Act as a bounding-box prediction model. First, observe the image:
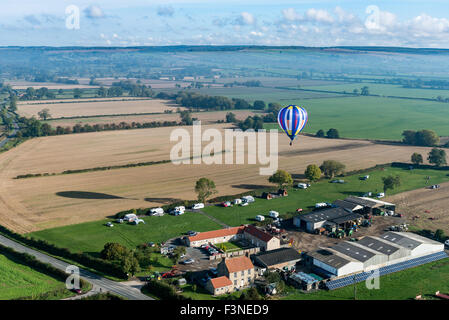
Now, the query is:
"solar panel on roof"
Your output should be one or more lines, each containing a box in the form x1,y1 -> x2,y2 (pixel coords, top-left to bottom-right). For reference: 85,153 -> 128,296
325,252 -> 448,290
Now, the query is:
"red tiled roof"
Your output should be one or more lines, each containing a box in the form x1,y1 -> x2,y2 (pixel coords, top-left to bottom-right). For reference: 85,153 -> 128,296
188,226 -> 244,242
244,224 -> 274,243
224,256 -> 254,273
210,276 -> 232,289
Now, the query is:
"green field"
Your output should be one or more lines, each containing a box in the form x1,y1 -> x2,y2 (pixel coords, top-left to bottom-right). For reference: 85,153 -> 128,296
202,166 -> 449,227
282,257 -> 449,300
265,96 -> 449,140
0,254 -> 67,300
302,83 -> 449,100
29,211 -> 222,254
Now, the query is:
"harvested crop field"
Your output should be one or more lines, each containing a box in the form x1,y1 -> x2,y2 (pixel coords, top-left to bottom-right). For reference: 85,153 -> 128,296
17,99 -> 181,118
44,110 -> 259,127
0,124 -> 435,233
388,182 -> 449,234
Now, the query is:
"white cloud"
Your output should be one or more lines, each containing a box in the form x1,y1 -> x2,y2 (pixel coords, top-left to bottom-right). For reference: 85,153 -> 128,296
237,12 -> 255,25
407,14 -> 449,36
306,8 -> 334,24
282,8 -> 300,21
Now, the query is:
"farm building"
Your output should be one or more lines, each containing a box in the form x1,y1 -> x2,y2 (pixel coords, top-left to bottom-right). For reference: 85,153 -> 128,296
186,224 -> 281,251
333,199 -> 364,212
344,196 -> 395,214
216,256 -> 256,291
205,276 -> 233,296
293,207 -> 363,233
306,231 -> 446,283
186,226 -> 244,247
252,247 -> 302,271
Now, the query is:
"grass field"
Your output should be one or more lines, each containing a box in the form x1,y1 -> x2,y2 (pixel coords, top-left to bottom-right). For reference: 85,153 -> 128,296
265,96 -> 449,140
201,166 -> 449,227
0,124 -> 437,233
282,257 -> 449,300
28,211 -> 222,254
27,165 -> 449,255
0,254 -> 67,300
302,83 -> 449,100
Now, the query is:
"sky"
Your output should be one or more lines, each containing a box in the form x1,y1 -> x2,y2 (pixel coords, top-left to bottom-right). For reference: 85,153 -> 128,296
2,0 -> 449,48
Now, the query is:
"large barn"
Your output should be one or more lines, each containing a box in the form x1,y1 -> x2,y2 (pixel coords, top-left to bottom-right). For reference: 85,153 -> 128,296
293,207 -> 363,233
305,231 -> 446,285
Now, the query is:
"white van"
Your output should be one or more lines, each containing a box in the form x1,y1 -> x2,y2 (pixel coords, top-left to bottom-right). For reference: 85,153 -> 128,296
269,211 -> 279,218
297,183 -> 308,189
175,206 -> 186,212
150,207 -> 164,215
377,193 -> 385,198
192,203 -> 204,210
255,215 -> 265,222
315,202 -> 328,208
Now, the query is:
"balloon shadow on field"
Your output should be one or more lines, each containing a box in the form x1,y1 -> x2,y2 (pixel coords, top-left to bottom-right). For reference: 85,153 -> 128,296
144,197 -> 183,204
56,191 -> 129,200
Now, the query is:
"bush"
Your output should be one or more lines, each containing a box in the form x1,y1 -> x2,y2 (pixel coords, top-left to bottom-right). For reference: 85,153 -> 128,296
143,280 -> 191,300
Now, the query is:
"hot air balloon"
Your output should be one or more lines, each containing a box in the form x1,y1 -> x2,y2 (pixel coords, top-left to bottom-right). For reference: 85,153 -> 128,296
277,105 -> 308,146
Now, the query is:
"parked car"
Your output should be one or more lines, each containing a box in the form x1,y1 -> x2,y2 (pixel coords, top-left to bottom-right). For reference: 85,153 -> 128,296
377,192 -> 385,198
233,199 -> 242,205
182,258 -> 195,265
330,179 -> 345,184
105,222 -> 114,227
315,202 -> 328,208
297,183 -> 308,189
222,201 -> 232,207
296,208 -> 303,212
192,203 -> 205,210
363,192 -> 372,197
187,230 -> 198,236
255,215 -> 265,222
361,175 -> 370,180
445,239 -> 449,247
72,288 -> 82,294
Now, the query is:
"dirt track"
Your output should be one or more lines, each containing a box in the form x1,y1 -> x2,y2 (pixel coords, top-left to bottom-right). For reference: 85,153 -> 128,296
387,182 -> 449,234
0,124 -> 435,233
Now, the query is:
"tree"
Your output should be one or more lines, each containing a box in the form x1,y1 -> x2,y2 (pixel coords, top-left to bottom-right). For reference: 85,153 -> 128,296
360,86 -> 370,96
382,175 -> 401,194
434,229 -> 445,241
194,178 -> 217,203
411,153 -> 423,166
268,170 -> 293,188
416,130 -> 440,147
316,129 -> 325,138
305,164 -> 321,182
37,108 -> 51,120
73,88 -> 83,99
101,242 -> 130,261
326,128 -> 340,139
320,160 -> 346,179
253,100 -> 266,110
427,148 -> 447,167
239,287 -> 261,300
179,110 -> 193,125
226,112 -> 237,123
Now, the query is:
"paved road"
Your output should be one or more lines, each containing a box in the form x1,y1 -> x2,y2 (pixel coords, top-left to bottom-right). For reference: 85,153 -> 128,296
0,235 -> 153,300
0,108 -> 19,148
